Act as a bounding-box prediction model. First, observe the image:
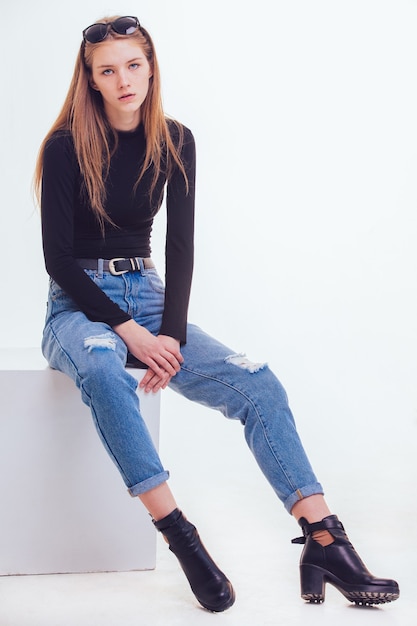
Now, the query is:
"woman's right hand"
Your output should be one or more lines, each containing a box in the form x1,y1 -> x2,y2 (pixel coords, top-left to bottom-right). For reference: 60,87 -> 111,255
113,319 -> 183,388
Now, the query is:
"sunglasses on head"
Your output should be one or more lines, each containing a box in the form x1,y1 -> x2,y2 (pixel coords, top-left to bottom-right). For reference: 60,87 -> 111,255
83,16 -> 141,44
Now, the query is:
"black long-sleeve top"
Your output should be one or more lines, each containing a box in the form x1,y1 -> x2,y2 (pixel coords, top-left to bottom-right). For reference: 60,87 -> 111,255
41,122 -> 195,344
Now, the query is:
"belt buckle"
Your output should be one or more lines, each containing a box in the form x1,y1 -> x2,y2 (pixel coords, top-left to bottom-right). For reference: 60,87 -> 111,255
108,258 -> 129,276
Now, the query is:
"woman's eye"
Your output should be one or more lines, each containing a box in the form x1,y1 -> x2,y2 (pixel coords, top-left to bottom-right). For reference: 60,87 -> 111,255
102,69 -> 113,76
129,63 -> 139,70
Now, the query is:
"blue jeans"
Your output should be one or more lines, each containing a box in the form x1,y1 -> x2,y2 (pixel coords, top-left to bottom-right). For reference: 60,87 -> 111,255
42,263 -> 324,514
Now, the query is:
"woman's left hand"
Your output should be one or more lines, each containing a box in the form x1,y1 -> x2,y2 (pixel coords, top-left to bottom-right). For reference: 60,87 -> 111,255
139,335 -> 183,393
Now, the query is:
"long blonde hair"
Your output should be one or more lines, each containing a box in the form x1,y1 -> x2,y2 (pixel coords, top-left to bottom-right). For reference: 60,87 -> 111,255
34,17 -> 188,229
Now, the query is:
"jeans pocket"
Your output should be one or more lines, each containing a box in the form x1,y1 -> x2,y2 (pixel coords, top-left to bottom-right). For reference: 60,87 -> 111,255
47,278 -> 79,317
145,269 -> 165,294
49,277 -> 66,301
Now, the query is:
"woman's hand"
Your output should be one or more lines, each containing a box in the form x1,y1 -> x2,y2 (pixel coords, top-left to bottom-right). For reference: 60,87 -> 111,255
113,320 -> 183,392
140,335 -> 183,392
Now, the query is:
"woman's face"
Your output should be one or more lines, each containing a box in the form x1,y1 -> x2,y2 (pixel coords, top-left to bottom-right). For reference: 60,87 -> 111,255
90,38 -> 152,130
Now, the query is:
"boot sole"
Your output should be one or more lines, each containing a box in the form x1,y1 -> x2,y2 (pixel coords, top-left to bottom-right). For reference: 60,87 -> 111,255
300,564 -> 400,605
302,590 -> 400,605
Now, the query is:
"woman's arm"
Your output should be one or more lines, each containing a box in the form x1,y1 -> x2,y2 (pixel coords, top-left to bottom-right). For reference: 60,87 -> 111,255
41,133 -> 132,327
159,125 -> 196,344
132,125 -> 196,391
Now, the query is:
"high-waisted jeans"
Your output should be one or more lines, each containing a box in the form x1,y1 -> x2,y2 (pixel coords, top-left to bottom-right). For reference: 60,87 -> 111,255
41,263 -> 324,514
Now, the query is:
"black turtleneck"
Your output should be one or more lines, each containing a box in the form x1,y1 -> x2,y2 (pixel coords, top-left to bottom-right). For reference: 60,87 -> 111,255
41,122 -> 195,343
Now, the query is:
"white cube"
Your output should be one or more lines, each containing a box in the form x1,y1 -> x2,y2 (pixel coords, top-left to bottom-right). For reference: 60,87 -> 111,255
0,349 -> 160,575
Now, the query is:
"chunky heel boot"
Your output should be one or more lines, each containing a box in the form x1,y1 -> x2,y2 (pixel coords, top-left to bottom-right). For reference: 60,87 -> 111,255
153,508 -> 235,612
292,515 -> 400,605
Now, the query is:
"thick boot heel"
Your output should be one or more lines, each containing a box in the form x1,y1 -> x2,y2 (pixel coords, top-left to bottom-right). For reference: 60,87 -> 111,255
300,564 -> 326,603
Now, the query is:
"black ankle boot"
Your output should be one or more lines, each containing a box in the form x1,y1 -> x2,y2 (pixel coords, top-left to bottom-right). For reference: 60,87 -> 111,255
292,515 -> 400,605
153,508 -> 235,612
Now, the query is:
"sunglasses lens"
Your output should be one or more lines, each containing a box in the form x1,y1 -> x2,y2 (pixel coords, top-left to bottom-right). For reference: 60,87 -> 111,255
112,16 -> 139,35
83,17 -> 140,43
83,23 -> 109,43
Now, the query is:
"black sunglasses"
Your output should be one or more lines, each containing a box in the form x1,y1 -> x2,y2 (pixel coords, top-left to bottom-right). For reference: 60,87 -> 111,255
83,16 -> 141,44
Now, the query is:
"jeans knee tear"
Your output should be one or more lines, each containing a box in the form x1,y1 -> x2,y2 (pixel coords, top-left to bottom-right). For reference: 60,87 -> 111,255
84,332 -> 117,353
224,353 -> 267,373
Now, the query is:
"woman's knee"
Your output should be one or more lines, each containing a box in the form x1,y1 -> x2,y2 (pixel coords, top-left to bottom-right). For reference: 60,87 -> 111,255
226,360 -> 289,408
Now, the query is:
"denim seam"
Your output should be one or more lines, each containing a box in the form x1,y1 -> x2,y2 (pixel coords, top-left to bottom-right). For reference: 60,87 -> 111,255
85,393 -> 133,488
178,365 -> 299,496
284,482 -> 325,514
48,322 -> 81,382
48,321 -> 134,488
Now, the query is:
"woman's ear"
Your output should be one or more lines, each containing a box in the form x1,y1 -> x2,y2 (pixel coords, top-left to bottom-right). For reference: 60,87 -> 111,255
90,80 -> 100,91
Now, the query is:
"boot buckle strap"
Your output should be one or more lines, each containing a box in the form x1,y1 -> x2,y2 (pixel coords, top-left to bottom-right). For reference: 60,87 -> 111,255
291,535 -> 306,544
291,515 -> 344,545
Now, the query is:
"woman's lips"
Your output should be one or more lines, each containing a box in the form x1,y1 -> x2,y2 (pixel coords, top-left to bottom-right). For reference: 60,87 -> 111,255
119,93 -> 135,101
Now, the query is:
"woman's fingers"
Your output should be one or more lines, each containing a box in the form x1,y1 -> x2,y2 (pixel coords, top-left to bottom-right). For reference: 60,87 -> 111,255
140,367 -> 171,393
154,349 -> 181,374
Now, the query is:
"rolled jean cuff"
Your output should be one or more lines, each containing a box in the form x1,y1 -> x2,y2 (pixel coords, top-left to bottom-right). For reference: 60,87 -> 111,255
127,470 -> 170,497
283,482 -> 325,515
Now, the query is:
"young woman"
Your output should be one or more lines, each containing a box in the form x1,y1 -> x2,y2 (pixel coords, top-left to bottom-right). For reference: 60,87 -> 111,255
35,15 -> 399,613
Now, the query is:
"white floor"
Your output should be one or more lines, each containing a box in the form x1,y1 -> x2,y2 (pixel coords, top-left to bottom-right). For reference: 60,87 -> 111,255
1,388 -> 415,626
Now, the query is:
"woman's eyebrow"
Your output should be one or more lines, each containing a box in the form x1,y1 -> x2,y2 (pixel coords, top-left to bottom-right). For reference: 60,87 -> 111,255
96,56 -> 144,69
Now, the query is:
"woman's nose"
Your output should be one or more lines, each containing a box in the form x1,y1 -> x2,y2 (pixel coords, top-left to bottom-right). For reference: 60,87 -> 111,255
118,71 -> 130,88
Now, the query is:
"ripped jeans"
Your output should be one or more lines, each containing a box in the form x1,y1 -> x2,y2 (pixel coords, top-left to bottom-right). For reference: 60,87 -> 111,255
42,264 -> 323,514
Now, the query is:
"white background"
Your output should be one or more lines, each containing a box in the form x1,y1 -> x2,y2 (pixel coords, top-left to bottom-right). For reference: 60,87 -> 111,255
1,0 -> 417,493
